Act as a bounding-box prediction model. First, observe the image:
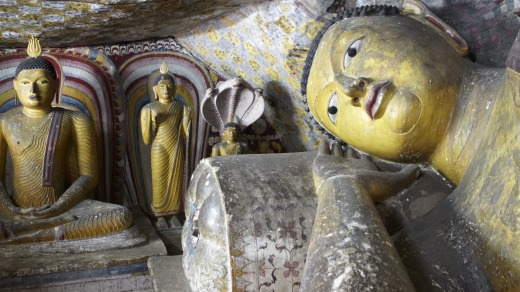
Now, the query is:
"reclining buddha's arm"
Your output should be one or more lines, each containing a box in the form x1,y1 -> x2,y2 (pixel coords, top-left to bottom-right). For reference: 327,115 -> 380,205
303,141 -> 420,291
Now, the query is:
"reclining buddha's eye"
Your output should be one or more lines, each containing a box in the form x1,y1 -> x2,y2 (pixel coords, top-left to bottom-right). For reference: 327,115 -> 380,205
344,38 -> 363,69
328,91 -> 338,124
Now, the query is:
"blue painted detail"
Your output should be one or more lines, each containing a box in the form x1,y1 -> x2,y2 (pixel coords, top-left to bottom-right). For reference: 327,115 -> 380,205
60,96 -> 91,117
0,99 -> 18,113
88,49 -> 99,61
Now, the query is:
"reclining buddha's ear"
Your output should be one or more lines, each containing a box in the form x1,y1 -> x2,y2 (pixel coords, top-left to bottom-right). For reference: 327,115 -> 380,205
401,0 -> 469,57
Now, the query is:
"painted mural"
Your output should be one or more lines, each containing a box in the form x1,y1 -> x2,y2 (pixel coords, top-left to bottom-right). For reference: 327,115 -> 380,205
103,39 -> 219,211
0,38 -> 286,212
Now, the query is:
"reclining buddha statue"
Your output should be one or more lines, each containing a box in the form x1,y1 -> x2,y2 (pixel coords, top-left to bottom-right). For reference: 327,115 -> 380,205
183,0 -> 518,291
300,0 -> 519,290
0,37 -> 133,245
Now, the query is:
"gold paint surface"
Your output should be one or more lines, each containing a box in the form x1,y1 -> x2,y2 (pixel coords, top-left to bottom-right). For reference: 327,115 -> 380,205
140,78 -> 190,216
274,15 -> 295,34
16,0 -> 39,6
307,16 -> 463,163
244,42 -> 259,56
0,67 -> 131,243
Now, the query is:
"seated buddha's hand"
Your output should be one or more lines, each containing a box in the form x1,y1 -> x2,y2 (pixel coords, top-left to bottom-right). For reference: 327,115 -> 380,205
17,207 -> 35,215
29,205 -> 58,219
35,204 -> 51,212
9,205 -> 52,220
15,204 -> 57,220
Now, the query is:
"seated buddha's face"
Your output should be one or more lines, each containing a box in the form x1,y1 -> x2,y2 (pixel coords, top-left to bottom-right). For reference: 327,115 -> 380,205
221,126 -> 238,142
14,69 -> 57,110
307,16 -> 464,162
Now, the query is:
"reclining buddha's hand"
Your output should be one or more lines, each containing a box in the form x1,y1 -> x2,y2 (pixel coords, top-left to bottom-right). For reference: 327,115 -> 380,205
313,141 -> 377,190
313,140 -> 421,202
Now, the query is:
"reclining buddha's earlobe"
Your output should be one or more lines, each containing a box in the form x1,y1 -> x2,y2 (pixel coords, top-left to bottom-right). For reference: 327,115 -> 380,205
401,0 -> 469,56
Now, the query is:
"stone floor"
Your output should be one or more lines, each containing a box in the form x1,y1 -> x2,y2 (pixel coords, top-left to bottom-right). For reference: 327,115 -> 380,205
20,254 -> 195,292
148,256 -> 189,292
0,272 -> 153,292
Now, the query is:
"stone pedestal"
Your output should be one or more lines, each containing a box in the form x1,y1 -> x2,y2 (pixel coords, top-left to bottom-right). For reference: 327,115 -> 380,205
148,255 -> 189,292
0,207 -> 166,290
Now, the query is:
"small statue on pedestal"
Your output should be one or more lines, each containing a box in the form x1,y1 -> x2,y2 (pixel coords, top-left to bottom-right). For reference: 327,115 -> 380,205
211,122 -> 245,157
201,77 -> 264,157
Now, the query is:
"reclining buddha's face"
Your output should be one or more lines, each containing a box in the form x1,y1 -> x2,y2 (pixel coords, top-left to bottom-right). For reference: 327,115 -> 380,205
307,16 -> 464,162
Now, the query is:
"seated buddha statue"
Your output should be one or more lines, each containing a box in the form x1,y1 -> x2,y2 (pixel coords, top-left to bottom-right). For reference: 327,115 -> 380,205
0,37 -> 132,245
211,123 -> 247,157
201,77 -> 265,157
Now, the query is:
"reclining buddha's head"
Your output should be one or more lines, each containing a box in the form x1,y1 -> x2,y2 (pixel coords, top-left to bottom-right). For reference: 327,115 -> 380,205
305,6 -> 467,162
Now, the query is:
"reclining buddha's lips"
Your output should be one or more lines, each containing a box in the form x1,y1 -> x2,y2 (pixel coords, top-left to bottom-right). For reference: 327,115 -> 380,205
365,80 -> 391,120
29,94 -> 38,101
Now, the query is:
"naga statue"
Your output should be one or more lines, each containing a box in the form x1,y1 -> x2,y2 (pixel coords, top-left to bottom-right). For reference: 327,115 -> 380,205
201,77 -> 265,157
182,1 -> 518,291
0,37 -> 132,245
140,63 -> 191,224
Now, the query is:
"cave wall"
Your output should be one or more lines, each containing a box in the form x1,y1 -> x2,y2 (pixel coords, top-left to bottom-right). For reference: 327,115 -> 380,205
175,0 -> 518,151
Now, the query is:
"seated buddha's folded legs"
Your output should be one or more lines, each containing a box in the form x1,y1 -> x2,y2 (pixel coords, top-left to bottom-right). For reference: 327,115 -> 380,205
59,206 -> 132,240
0,200 -> 132,244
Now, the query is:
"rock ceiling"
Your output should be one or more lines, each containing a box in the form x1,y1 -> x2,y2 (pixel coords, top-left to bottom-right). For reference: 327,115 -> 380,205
0,0 -> 266,48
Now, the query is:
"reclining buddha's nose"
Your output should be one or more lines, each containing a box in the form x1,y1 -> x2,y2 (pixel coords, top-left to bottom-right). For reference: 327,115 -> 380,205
335,74 -> 367,99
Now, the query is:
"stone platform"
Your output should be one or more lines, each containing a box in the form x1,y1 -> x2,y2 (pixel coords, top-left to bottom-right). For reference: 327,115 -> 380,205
0,207 -> 166,291
148,255 -> 189,292
0,264 -> 153,291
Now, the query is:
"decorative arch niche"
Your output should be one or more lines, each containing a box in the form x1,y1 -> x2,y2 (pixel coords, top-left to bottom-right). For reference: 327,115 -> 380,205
114,41 -> 218,212
0,48 -> 126,204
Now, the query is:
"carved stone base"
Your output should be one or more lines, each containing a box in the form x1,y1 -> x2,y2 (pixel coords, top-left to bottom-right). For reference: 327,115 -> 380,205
0,206 -> 166,285
182,152 -> 317,291
148,255 -> 190,292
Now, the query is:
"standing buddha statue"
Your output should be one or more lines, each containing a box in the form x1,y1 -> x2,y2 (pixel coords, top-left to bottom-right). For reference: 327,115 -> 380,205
140,63 -> 191,223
